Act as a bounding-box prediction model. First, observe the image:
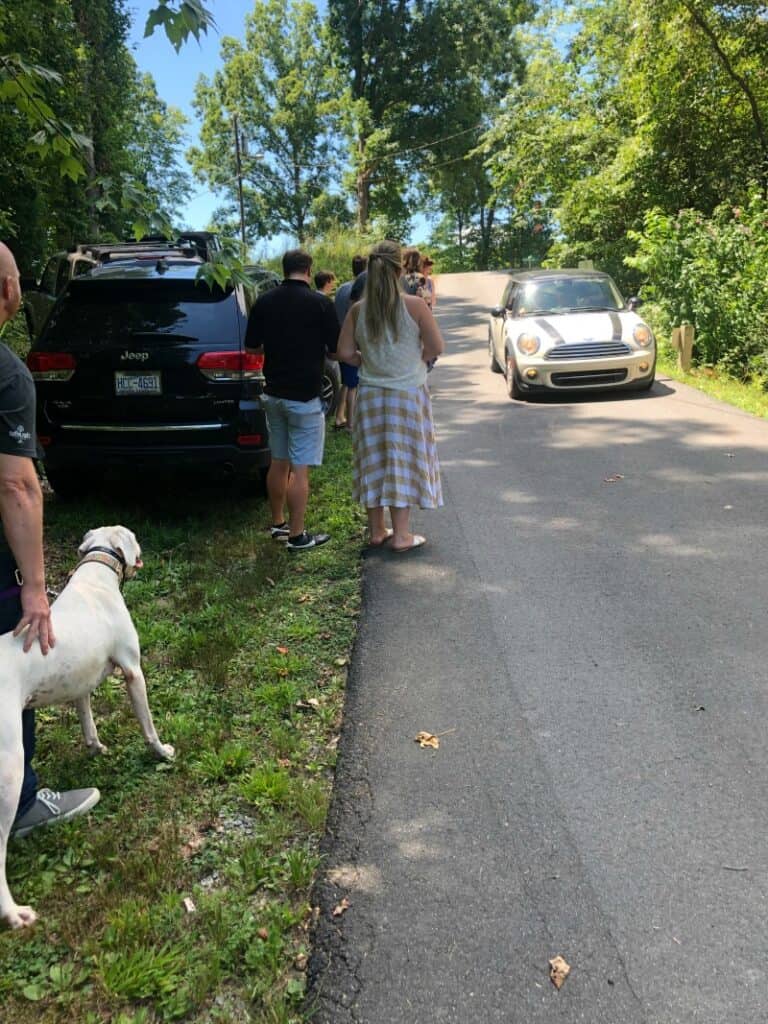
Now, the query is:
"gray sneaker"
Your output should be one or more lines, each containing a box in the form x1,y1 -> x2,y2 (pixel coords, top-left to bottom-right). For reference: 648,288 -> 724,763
11,787 -> 101,839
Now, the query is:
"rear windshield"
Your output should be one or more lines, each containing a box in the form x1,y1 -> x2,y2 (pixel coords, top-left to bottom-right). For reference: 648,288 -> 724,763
40,278 -> 239,348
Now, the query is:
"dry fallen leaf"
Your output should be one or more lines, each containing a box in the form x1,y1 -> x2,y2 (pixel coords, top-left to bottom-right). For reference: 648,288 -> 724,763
298,594 -> 311,603
603,474 -> 624,483
266,577 -> 276,587
549,955 -> 571,990
415,731 -> 440,749
295,953 -> 308,970
276,646 -> 289,655
332,898 -> 351,917
182,897 -> 197,914
334,656 -> 349,667
258,927 -> 269,940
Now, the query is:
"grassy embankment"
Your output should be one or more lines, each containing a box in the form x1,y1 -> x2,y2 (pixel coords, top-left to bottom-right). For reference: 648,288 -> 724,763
657,346 -> 768,419
0,433 -> 363,1023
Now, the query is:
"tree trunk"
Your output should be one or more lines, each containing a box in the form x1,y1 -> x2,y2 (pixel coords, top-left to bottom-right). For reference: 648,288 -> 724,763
356,135 -> 370,229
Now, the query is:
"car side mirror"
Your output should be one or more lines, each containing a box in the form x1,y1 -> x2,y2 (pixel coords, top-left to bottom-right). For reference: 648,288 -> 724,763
491,305 -> 506,318
627,296 -> 642,311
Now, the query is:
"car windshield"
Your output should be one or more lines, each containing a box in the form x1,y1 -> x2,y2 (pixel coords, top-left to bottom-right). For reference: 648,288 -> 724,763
516,277 -> 624,316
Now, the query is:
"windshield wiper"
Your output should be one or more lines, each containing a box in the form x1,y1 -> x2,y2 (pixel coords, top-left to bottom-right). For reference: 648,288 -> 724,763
566,306 -> 618,313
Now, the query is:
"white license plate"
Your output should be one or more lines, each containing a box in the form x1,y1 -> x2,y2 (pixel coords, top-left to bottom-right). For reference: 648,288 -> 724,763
115,371 -> 161,396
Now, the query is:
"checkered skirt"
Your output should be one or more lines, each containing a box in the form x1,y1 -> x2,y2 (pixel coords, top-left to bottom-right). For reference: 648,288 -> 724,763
352,384 -> 443,509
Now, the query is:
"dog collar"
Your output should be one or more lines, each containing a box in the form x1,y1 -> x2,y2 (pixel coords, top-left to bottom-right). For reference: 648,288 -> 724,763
72,547 -> 127,588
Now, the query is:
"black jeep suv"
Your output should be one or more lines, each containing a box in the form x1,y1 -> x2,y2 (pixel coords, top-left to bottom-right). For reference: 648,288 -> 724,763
28,251 -> 271,497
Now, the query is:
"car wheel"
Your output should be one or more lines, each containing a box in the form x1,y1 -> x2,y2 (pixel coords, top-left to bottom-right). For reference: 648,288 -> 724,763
489,330 -> 503,373
45,467 -> 90,500
321,359 -> 341,417
505,353 -> 525,400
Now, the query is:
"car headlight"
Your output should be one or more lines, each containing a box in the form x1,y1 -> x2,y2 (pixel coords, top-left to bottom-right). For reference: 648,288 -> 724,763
633,324 -> 653,347
517,332 -> 541,355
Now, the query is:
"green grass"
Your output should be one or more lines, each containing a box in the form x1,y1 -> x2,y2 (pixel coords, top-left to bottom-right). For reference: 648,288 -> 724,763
658,347 -> 768,419
0,432 -> 364,1023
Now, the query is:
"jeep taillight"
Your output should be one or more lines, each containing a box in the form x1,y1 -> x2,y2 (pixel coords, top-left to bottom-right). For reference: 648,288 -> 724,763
197,351 -> 264,382
27,352 -> 76,381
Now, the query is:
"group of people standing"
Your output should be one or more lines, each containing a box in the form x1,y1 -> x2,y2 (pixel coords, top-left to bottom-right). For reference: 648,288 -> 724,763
246,241 -> 445,553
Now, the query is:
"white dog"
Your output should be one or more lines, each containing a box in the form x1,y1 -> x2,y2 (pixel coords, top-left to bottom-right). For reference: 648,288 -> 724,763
0,525 -> 174,929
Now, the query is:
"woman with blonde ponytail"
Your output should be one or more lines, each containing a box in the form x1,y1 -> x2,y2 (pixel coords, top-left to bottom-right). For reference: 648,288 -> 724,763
336,240 -> 445,551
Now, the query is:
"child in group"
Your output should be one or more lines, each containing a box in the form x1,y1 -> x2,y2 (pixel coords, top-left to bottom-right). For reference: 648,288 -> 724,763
421,256 -> 436,310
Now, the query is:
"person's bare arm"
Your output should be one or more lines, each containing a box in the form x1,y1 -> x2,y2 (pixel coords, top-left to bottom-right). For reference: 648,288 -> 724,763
0,453 -> 53,654
404,295 -> 445,362
337,305 -> 362,366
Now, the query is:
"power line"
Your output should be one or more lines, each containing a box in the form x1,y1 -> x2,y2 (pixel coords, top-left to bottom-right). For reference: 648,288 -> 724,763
189,120 -> 492,200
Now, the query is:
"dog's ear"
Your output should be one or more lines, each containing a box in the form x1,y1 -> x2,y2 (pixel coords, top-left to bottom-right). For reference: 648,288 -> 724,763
109,526 -> 142,568
78,529 -> 97,556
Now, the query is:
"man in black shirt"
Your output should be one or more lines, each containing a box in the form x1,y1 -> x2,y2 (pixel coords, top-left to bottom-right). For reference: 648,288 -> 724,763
245,249 -> 339,551
0,242 -> 99,840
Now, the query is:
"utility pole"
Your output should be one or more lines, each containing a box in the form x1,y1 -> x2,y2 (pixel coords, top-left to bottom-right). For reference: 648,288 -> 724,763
233,114 -> 247,261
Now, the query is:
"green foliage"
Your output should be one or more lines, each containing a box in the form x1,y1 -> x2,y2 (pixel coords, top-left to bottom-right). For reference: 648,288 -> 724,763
301,225 -> 377,282
627,195 -> 768,377
144,1 -> 216,50
190,0 -> 338,243
329,0 -> 531,239
0,432 -> 362,1022
0,2 -> 191,272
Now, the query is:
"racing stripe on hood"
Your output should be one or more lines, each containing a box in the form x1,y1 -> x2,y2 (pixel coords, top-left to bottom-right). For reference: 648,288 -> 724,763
535,318 -> 565,345
608,312 -> 623,341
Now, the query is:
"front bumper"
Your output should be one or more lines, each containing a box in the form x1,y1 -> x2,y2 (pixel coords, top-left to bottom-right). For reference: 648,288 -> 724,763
514,349 -> 655,391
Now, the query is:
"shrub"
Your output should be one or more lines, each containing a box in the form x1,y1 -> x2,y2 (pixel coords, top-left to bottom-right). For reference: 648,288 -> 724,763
627,194 -> 768,379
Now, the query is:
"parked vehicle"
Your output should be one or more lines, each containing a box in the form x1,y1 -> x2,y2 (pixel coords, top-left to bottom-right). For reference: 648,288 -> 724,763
22,233 -> 222,340
242,264 -> 341,418
488,270 -> 655,399
28,250 -> 270,497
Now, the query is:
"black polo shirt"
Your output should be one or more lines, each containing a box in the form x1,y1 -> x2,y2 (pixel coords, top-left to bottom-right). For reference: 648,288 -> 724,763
0,343 -> 37,560
245,279 -> 339,402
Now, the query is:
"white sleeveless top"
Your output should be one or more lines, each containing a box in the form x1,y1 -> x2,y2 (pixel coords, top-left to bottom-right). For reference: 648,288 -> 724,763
354,300 -> 427,391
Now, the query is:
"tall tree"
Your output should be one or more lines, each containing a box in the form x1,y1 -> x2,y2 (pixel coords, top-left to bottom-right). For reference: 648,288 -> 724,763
484,0 -> 768,283
190,0 -> 336,245
0,1 -> 191,270
327,0 -> 530,233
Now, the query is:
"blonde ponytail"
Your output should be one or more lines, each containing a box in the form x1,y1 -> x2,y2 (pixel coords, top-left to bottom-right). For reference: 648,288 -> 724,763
364,240 -> 402,343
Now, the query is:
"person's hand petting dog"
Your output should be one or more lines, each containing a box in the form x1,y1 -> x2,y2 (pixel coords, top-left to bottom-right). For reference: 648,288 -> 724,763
15,582 -> 54,654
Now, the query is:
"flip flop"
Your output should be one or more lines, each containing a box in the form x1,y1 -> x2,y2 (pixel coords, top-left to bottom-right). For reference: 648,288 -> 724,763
368,528 -> 394,547
390,534 -> 426,553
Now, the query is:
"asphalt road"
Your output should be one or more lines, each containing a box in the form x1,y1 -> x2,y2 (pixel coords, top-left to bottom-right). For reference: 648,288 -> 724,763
307,272 -> 768,1024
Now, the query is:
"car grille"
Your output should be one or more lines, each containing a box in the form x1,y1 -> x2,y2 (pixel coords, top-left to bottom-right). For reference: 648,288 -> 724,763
545,342 -> 631,360
550,369 -> 628,387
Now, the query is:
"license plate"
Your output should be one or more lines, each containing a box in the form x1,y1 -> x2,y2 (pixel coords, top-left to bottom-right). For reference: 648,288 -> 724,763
115,371 -> 161,395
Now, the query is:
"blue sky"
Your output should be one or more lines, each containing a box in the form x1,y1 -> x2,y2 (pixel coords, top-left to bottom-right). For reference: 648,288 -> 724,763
127,1 -> 257,232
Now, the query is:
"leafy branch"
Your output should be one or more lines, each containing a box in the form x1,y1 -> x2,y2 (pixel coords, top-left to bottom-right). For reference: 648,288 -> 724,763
144,1 -> 217,52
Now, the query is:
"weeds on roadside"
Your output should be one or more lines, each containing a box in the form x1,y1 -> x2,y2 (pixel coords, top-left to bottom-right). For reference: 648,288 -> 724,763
0,433 -> 363,1022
